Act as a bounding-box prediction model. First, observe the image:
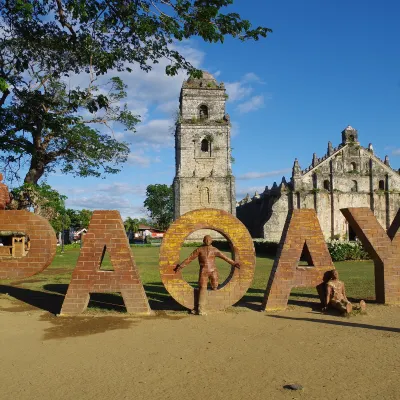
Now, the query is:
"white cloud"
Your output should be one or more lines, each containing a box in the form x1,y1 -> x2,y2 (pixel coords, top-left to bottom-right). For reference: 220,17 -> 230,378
67,195 -> 145,219
392,148 -> 400,156
236,186 -> 266,199
243,72 -> 265,84
95,182 -> 146,195
225,81 -> 253,102
64,182 -> 148,219
236,95 -> 265,114
125,119 -> 174,148
237,168 -> 291,180
156,100 -> 178,114
230,122 -> 240,137
125,151 -> 160,168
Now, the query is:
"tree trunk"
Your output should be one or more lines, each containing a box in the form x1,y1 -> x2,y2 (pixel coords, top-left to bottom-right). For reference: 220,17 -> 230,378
24,155 -> 46,185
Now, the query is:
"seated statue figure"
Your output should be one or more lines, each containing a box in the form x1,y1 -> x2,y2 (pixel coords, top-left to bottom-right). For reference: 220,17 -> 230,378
323,270 -> 366,314
174,235 -> 240,315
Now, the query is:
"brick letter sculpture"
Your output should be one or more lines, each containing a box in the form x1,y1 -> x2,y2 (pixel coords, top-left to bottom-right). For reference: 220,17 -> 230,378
341,207 -> 400,304
0,210 -> 57,279
159,209 -> 255,312
61,211 -> 151,315
262,209 -> 334,311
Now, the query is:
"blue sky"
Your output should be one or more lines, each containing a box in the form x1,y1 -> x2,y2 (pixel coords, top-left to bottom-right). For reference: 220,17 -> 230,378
49,0 -> 400,218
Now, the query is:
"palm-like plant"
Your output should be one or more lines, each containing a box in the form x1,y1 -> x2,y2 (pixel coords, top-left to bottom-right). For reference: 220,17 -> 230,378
124,217 -> 139,241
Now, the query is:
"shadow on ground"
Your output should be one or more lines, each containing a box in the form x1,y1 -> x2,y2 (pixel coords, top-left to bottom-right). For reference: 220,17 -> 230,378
267,314 -> 400,333
0,282 -> 378,316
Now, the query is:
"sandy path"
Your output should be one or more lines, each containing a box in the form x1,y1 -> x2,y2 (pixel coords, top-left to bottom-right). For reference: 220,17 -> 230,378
0,297 -> 399,400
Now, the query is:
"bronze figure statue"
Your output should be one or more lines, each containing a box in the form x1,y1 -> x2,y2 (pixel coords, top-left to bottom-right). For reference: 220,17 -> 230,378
174,235 -> 240,315
323,270 -> 366,314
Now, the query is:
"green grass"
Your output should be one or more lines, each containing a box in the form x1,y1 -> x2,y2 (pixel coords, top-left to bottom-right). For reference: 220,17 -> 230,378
0,246 -> 375,313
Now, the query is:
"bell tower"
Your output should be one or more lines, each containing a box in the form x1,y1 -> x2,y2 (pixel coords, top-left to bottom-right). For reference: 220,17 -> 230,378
173,71 -> 236,221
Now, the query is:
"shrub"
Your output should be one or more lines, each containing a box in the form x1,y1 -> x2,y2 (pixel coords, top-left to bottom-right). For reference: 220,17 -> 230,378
326,239 -> 370,262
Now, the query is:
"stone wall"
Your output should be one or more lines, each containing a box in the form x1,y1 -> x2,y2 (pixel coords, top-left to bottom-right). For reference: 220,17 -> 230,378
237,127 -> 400,242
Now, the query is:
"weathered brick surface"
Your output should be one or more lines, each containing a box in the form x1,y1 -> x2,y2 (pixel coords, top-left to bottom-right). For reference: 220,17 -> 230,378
341,207 -> 400,304
262,209 -> 334,311
0,210 -> 56,279
159,208 -> 255,311
60,211 -> 151,315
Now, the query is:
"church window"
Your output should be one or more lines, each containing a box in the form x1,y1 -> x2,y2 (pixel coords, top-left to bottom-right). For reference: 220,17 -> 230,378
323,180 -> 330,191
200,187 -> 210,205
379,180 -> 385,190
351,162 -> 357,171
351,180 -> 358,192
201,139 -> 209,153
199,105 -> 209,119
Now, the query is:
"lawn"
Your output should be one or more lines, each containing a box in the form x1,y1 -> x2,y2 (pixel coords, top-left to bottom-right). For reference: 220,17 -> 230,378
0,246 -> 376,314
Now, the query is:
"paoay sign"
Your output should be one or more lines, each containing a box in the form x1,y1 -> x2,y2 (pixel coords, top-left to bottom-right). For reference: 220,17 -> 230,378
0,207 -> 399,314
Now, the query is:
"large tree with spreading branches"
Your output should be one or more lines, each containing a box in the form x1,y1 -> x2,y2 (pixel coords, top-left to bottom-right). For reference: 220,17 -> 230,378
0,1 -> 270,187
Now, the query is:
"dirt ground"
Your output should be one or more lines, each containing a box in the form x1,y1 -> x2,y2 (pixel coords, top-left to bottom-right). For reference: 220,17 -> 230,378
0,296 -> 399,400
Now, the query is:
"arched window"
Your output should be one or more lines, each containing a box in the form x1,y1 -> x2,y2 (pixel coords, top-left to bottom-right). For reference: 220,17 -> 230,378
349,134 -> 355,141
201,139 -> 209,153
379,180 -> 385,190
351,162 -> 357,171
199,105 -> 208,119
200,187 -> 210,206
323,180 -> 330,191
351,180 -> 358,192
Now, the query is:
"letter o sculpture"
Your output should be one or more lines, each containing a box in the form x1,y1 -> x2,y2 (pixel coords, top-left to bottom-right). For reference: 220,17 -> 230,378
0,210 -> 57,279
159,209 -> 255,311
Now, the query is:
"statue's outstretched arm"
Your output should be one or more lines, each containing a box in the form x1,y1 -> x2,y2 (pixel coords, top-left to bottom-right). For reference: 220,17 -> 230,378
215,250 -> 240,268
174,248 -> 200,272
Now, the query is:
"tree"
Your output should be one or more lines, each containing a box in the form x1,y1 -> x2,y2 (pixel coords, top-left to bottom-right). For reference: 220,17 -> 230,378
124,217 -> 140,241
10,182 -> 70,232
66,208 -> 93,229
143,184 -> 173,230
0,1 -> 271,184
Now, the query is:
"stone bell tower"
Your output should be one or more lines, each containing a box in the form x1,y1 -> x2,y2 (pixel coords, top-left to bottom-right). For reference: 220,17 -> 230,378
173,71 -> 236,223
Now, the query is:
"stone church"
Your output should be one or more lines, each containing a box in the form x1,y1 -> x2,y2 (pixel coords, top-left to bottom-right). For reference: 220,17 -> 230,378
172,73 -> 400,242
236,126 -> 400,242
173,71 -> 236,235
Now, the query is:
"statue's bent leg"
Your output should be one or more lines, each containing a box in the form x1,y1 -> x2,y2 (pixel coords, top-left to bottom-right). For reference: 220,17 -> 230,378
330,300 -> 352,314
198,272 -> 208,315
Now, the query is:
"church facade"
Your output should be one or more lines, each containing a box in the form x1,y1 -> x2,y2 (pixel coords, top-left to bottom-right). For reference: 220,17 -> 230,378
172,71 -> 236,228
236,126 -> 400,242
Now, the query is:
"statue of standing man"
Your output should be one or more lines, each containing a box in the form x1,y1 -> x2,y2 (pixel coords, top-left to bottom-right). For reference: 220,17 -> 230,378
174,235 -> 240,315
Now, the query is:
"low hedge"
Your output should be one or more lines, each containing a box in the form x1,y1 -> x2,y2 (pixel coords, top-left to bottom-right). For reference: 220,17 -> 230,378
56,237 -> 370,262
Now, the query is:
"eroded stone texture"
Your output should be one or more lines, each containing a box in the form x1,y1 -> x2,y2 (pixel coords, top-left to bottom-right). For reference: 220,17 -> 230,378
159,209 -> 255,311
262,209 -> 334,311
237,126 -> 400,242
0,210 -> 57,279
61,211 -> 151,315
341,207 -> 400,304
0,173 -> 10,210
173,71 -> 235,239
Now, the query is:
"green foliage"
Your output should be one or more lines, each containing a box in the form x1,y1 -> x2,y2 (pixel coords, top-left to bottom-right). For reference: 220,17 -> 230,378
124,217 -> 140,240
327,239 -> 370,262
0,1 -> 270,183
66,209 -> 93,229
143,184 -> 173,231
10,183 -> 70,232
